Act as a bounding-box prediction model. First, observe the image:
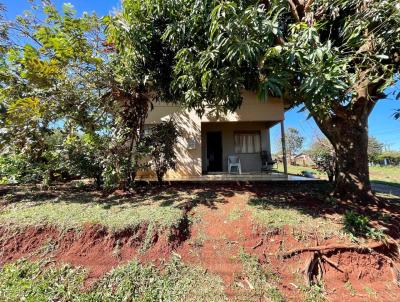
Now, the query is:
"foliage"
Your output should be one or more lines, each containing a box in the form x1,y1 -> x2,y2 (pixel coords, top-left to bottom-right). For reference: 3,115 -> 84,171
368,136 -> 383,162
110,0 -> 400,200
143,120 -> 179,183
0,3 -> 10,53
2,0 -> 399,198
63,132 -> 107,188
308,138 -> 336,182
378,151 -> 400,166
0,2 -> 154,189
285,127 -> 304,162
0,257 -> 227,302
343,211 -> 384,240
0,153 -> 45,184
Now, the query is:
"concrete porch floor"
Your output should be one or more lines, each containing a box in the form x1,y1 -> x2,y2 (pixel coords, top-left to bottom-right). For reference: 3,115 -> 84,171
139,172 -> 317,182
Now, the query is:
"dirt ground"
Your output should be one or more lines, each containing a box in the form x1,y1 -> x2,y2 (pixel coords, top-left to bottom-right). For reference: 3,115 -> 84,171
0,183 -> 399,301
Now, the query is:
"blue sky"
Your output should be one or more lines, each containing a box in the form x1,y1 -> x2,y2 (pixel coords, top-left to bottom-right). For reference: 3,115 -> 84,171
3,0 -> 400,151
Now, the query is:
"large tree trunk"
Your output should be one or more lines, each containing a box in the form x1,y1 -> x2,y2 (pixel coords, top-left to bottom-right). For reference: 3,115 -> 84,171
332,121 -> 373,202
314,112 -> 375,203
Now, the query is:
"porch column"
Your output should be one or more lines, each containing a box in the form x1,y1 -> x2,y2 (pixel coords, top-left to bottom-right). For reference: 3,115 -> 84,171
280,120 -> 288,175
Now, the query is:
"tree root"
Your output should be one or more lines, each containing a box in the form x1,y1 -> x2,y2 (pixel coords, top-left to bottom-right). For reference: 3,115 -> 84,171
282,239 -> 398,259
282,239 -> 400,286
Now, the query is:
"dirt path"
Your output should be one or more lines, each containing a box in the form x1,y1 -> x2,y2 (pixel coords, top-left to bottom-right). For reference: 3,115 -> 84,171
177,192 -> 259,296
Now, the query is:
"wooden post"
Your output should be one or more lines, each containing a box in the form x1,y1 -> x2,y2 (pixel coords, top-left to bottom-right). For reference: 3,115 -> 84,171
280,120 -> 288,175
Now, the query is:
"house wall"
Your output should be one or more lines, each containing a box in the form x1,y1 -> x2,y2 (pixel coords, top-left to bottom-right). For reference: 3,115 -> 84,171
141,91 -> 284,179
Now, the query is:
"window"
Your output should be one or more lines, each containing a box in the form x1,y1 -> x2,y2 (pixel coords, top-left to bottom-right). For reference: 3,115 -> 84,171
234,131 -> 261,154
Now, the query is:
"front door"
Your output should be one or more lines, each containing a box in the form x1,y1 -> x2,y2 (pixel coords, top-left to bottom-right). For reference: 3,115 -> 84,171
207,132 -> 223,172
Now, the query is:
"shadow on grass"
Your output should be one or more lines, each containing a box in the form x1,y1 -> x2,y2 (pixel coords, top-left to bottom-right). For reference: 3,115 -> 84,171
246,182 -> 400,240
2,181 -> 400,239
371,180 -> 400,189
0,182 -> 236,212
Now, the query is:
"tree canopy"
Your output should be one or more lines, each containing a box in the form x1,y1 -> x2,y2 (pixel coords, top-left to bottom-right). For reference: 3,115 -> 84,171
107,0 -> 399,202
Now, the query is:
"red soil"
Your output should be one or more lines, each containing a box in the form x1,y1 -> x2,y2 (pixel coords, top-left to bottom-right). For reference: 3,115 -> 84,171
0,186 -> 399,301
176,191 -> 400,301
0,223 -> 180,281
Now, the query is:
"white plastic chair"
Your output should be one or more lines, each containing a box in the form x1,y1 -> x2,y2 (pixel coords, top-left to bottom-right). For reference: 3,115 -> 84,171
228,156 -> 242,174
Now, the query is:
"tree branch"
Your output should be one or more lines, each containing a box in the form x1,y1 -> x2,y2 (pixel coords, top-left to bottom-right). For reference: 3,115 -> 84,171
304,0 -> 314,13
288,0 -> 301,22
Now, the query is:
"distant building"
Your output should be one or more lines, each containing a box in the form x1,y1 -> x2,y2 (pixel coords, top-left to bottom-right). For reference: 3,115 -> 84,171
292,153 -> 315,167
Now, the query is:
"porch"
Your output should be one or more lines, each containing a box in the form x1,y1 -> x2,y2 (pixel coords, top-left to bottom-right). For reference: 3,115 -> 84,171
159,172 -> 315,182
201,121 -> 280,174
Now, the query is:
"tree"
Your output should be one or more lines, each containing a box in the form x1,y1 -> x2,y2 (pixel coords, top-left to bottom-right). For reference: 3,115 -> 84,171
63,132 -> 106,189
308,138 -> 336,182
0,3 -> 9,53
143,121 -> 179,184
285,127 -> 304,164
378,151 -> 400,166
368,136 -> 383,163
0,2 -> 153,190
112,0 -> 400,203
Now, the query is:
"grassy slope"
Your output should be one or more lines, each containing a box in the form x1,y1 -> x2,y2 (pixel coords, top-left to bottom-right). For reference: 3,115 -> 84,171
248,197 -> 342,238
0,188 -> 190,231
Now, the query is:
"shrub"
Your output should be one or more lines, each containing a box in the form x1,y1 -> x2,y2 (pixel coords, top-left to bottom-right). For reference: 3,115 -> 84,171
143,120 -> 179,184
343,211 -> 384,240
308,139 -> 336,182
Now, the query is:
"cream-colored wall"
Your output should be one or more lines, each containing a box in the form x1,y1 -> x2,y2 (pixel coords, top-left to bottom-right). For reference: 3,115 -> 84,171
146,91 -> 284,124
141,91 -> 283,178
201,91 -> 284,122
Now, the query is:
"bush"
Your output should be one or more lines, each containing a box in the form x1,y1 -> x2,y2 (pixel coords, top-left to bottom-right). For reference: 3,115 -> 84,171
308,139 -> 336,182
0,153 -> 47,184
63,133 -> 106,188
143,120 -> 179,184
343,211 -> 384,240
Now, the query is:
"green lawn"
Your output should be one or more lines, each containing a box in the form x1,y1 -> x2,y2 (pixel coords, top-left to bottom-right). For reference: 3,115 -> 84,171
248,197 -> 342,238
369,166 -> 400,187
276,164 -> 325,179
277,164 -> 400,187
0,258 -> 227,302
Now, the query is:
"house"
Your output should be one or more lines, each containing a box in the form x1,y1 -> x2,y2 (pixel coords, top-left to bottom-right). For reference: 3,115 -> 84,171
292,153 -> 315,167
141,90 -> 287,179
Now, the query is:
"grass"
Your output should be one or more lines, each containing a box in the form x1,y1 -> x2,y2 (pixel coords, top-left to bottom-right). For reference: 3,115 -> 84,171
0,188 -> 192,231
0,257 -> 228,302
276,164 -> 325,178
277,164 -> 400,187
248,197 -> 341,237
234,251 -> 284,302
369,166 -> 400,187
0,200 -> 183,231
